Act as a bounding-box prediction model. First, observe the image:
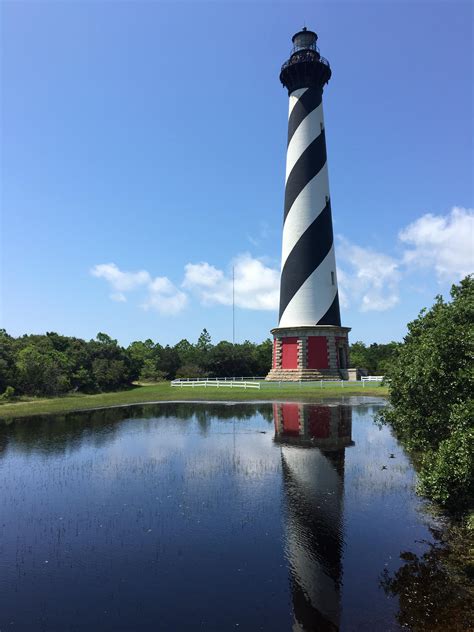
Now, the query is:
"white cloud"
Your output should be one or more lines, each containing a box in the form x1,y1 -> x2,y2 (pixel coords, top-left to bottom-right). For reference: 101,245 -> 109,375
399,206 -> 474,281
335,268 -> 349,309
183,253 -> 279,310
91,207 -> 471,319
183,262 -> 224,289
92,263 -> 187,315
142,276 -> 188,315
337,238 -> 401,312
336,207 -> 472,313
90,263 -> 150,291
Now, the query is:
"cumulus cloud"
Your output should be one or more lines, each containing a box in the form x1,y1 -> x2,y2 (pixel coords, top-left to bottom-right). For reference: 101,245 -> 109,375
142,276 -> 188,315
183,253 -> 279,310
399,206 -> 474,281
90,263 -> 151,293
91,263 -> 187,315
91,207 -> 471,318
337,238 -> 401,312
183,261 -> 224,289
92,255 -> 278,315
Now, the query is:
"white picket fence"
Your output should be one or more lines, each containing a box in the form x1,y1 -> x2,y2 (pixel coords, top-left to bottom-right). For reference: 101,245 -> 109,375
170,376 -> 385,390
174,377 -> 265,382
171,379 -> 261,390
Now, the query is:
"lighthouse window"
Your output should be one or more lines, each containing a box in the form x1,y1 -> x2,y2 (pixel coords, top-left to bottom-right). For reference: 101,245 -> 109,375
331,271 -> 335,285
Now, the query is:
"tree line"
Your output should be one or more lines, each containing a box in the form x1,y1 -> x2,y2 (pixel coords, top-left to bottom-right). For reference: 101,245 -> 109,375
0,325 -> 401,400
0,329 -> 274,398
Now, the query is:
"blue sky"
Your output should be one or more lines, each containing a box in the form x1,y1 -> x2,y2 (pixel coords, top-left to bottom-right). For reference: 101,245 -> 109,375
2,1 -> 473,346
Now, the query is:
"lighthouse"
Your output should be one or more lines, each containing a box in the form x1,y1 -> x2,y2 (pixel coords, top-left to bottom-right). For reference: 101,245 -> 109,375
267,28 -> 351,381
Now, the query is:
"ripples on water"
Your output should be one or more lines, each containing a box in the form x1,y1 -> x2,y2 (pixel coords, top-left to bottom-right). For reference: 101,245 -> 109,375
0,399 -> 437,631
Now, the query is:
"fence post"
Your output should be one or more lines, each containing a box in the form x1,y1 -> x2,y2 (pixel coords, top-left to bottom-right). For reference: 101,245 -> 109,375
341,380 -> 344,388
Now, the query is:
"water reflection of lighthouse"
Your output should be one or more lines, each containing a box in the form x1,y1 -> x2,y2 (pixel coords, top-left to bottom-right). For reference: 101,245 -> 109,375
273,403 -> 353,631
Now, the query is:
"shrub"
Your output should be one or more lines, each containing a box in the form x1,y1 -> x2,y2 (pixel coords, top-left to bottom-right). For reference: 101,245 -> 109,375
0,385 -> 15,401
380,276 -> 474,511
418,402 -> 474,511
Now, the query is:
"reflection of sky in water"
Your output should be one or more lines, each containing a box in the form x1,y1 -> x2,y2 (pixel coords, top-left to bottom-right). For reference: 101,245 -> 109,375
0,401 -> 435,631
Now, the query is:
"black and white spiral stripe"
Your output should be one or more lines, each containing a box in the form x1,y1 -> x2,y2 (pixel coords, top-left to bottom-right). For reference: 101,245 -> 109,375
279,87 -> 341,327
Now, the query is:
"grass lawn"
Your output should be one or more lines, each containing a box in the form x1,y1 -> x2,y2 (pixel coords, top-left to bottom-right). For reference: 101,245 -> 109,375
0,381 -> 388,420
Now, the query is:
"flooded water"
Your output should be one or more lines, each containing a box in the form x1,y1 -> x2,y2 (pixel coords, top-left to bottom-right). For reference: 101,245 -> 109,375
0,399 -> 443,630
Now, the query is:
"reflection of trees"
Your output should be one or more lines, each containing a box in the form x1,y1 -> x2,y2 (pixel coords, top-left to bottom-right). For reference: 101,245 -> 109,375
380,529 -> 474,631
0,402 -> 273,457
0,407 -> 129,457
275,403 -> 353,631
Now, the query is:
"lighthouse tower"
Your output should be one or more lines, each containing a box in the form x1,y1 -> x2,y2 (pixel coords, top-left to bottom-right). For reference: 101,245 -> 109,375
267,28 -> 351,381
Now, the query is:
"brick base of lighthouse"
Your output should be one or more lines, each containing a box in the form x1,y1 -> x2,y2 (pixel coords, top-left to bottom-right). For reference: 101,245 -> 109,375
266,326 -> 352,381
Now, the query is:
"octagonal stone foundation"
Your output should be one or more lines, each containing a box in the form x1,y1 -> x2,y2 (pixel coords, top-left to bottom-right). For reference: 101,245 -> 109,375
266,325 -> 352,381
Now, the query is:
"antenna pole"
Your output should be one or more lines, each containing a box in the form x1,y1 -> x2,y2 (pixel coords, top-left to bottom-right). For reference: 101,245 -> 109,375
232,266 -> 235,345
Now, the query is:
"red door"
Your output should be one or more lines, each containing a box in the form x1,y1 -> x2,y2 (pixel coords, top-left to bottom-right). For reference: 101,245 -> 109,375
307,336 -> 328,369
281,337 -> 298,368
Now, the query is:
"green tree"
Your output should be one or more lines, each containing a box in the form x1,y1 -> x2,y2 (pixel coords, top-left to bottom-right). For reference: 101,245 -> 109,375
418,401 -> 474,510
71,367 -> 97,393
155,346 -> 180,380
349,341 -> 400,374
348,341 -> 368,370
95,332 -> 117,346
253,338 -> 273,376
175,364 -> 207,379
206,341 -> 257,377
196,328 -> 212,351
127,339 -> 157,377
0,329 -> 16,392
381,276 -> 474,511
89,333 -> 134,389
16,345 -> 72,395
92,358 -> 129,391
139,359 -> 167,382
174,339 -> 196,366
194,329 -> 213,370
